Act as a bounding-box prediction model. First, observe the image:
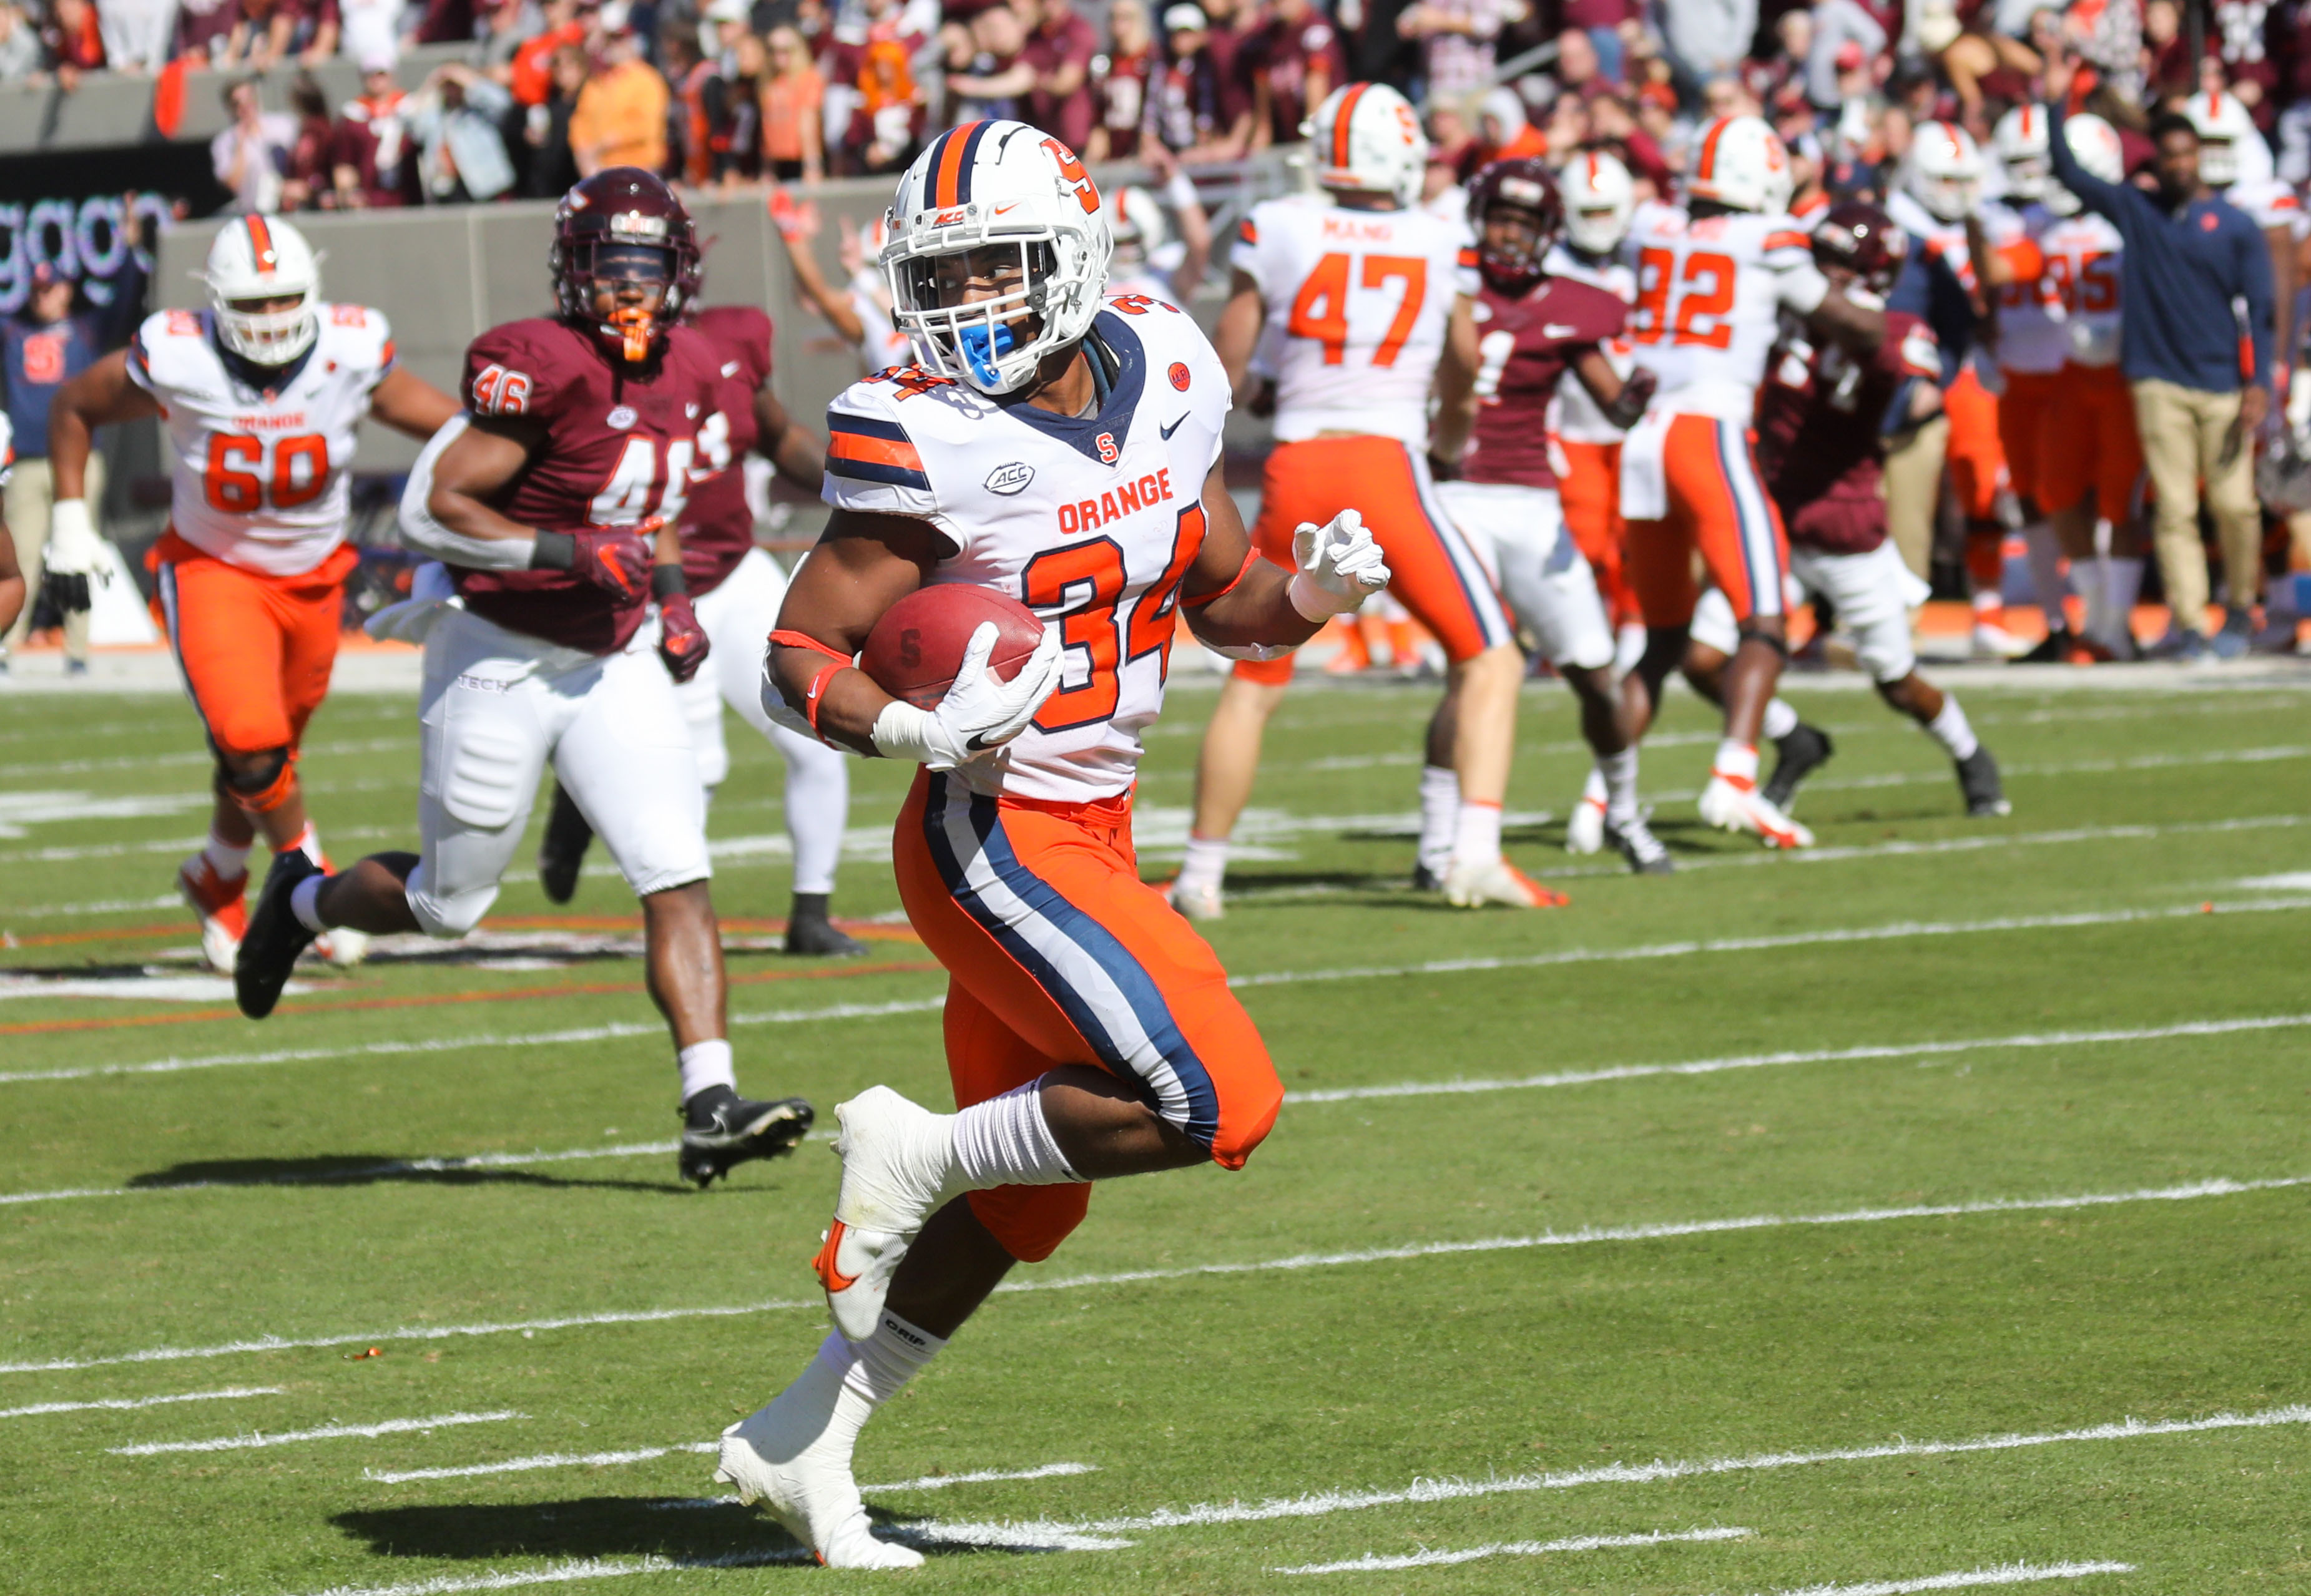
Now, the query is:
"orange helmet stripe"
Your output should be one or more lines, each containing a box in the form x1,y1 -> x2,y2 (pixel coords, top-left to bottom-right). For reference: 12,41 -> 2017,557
1696,117 -> 1728,180
1330,84 -> 1368,171
245,215 -> 276,270
932,121 -> 986,209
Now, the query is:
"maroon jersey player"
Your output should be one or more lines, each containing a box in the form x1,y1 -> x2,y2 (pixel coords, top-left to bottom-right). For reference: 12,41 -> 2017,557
238,169 -> 820,1188
1431,158 -> 1667,873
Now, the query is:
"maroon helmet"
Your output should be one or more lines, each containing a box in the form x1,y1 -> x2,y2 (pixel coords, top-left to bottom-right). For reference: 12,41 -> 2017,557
1465,157 -> 1564,296
1808,200 -> 1908,297
551,167 -> 702,363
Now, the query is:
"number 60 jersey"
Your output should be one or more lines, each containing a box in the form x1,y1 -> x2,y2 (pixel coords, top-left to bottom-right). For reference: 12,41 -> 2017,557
823,300 -> 1228,803
127,302 -> 397,577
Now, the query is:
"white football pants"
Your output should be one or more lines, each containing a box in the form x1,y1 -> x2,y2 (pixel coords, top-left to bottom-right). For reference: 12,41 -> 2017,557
409,604 -> 710,938
1437,479 -> 1615,671
678,547 -> 851,897
1788,540 -> 1932,685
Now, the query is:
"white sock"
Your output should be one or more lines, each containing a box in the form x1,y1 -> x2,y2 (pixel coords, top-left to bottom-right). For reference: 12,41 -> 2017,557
843,1311 -> 945,1407
2021,522 -> 2066,630
1760,698 -> 1799,742
765,1316 -> 946,1476
1613,620 -> 1647,678
1925,694 -> 1979,760
2074,554 -> 2111,642
1714,739 -> 1760,784
678,1039 -> 738,1102
1597,748 -> 1639,826
289,875 -> 327,933
202,830 -> 252,883
1175,832 -> 1229,896
285,821 -> 323,866
950,1080 -> 1082,1187
2104,557 -> 2144,645
1416,765 -> 1459,878
1451,798 -> 1503,869
777,729 -> 851,896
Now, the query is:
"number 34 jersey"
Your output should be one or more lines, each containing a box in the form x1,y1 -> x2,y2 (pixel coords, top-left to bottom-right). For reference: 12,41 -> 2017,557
823,300 -> 1229,803
128,303 -> 396,577
1623,200 -> 1827,421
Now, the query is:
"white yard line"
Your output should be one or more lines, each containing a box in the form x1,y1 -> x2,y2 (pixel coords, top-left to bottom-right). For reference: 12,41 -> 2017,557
0,1385 -> 281,1419
1764,1564 -> 2136,1596
109,1409 -> 522,1456
1275,1524 -> 1752,1574
11,1175 -> 2304,1375
366,1442 -> 719,1484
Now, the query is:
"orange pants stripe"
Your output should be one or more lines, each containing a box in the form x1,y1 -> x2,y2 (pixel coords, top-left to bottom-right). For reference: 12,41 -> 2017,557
894,771 -> 1282,1263
1238,434 -> 1513,684
1626,413 -> 1787,629
2036,363 -> 2143,519
156,531 -> 355,759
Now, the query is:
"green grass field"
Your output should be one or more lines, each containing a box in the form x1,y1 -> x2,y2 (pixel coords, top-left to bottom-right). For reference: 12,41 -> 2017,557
3,662 -> 2310,1596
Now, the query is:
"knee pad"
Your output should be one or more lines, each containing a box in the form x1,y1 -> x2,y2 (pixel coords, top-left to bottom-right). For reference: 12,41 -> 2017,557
218,747 -> 295,814
403,859 -> 497,939
967,1183 -> 1091,1263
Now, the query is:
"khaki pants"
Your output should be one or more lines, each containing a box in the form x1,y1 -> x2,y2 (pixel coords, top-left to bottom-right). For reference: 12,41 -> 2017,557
1883,414 -> 1950,581
2131,378 -> 2261,635
1,454 -> 105,663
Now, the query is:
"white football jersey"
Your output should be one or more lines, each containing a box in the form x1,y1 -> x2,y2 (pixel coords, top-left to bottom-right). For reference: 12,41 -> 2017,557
1992,205 -> 2070,375
0,413 -> 12,486
1885,190 -> 1980,291
2030,210 -> 2125,368
1232,193 -> 1477,447
127,304 -> 395,577
822,302 -> 1229,802
1623,199 -> 1828,420
1542,242 -> 1637,444
2224,175 -> 2305,237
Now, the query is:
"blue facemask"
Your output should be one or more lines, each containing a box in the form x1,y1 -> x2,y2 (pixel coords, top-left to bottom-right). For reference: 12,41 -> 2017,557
956,319 -> 1018,388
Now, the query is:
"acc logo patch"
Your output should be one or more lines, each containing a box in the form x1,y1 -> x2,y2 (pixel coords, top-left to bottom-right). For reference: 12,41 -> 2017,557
985,461 -> 1035,494
1168,361 -> 1191,391
606,404 -> 639,429
1095,431 -> 1120,464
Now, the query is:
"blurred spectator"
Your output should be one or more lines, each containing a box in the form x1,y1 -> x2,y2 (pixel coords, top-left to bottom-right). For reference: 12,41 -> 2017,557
1563,0 -> 1638,84
761,24 -> 825,181
1241,0 -> 1343,148
218,0 -> 298,69
97,0 -> 177,72
1455,85 -> 1546,179
1588,85 -> 1672,187
1087,0 -> 1156,160
2062,0 -> 2144,106
569,6 -> 670,174
1807,0 -> 1888,112
411,0 -> 477,45
212,77 -> 296,213
702,0 -> 750,65
511,0 -> 592,107
0,4 -> 44,80
43,0 -> 107,82
664,27 -> 721,183
340,0 -> 398,65
1147,3 -> 1252,162
175,0 -> 236,62
714,29 -> 769,182
281,70 -> 339,208
333,49 -> 413,207
1554,26 -> 1602,95
470,0 -> 541,75
1397,0 -> 1502,102
846,34 -> 926,174
1656,0 -> 1754,99
1024,0 -> 1100,152
945,2 -> 1031,124
406,61 -> 516,200
523,42 -> 589,194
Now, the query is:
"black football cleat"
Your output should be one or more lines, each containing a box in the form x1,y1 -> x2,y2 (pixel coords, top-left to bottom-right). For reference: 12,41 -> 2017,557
783,893 -> 867,957
1604,814 -> 1676,874
2019,627 -> 2074,664
537,781 -> 594,906
1957,747 -> 2011,817
1410,860 -> 1445,892
235,849 -> 322,1019
1762,722 -> 1835,811
679,1088 -> 815,1188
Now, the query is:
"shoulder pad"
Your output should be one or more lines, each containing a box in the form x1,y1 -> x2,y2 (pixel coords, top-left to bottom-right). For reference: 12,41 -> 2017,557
464,318 -> 583,419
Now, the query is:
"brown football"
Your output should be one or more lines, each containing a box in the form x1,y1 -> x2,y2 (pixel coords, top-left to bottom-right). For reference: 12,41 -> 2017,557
860,584 -> 1046,709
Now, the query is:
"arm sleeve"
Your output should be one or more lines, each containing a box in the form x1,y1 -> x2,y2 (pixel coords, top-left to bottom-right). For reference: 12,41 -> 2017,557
1229,208 -> 1272,295
395,414 -> 538,570
2045,101 -> 2133,229
1773,258 -> 1831,316
822,381 -> 945,531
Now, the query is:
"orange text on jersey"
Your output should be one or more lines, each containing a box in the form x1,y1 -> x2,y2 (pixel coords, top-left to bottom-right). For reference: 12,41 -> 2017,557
1320,215 -> 1401,243
232,410 -> 310,432
1056,468 -> 1174,537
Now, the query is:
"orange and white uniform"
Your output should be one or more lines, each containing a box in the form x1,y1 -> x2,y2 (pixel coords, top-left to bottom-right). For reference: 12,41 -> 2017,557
134,301 -> 395,779
1542,240 -> 1638,627
1986,200 -> 2068,509
1618,198 -> 1821,625
1888,190 -> 2008,523
822,301 -> 1282,1261
2003,208 -> 2139,519
1228,192 -> 1511,681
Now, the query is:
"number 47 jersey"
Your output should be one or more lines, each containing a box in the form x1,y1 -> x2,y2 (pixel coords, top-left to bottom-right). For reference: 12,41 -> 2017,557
128,303 -> 397,577
823,300 -> 1229,803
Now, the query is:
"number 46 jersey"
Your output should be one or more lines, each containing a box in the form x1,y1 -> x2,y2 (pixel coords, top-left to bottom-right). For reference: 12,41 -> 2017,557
128,303 -> 396,577
823,300 -> 1229,803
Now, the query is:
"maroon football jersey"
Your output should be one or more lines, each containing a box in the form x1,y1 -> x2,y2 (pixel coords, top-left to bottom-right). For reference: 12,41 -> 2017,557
1459,276 -> 1627,492
450,318 -> 726,653
679,304 -> 774,595
1754,310 -> 1941,556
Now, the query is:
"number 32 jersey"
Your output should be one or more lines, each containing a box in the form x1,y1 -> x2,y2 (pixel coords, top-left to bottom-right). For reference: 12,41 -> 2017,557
1623,200 -> 1827,421
127,303 -> 396,577
823,301 -> 1228,803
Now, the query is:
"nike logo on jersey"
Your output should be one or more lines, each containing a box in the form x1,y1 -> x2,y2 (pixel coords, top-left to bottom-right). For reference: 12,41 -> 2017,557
685,402 -> 701,418
1159,414 -> 1188,439
720,361 -> 741,377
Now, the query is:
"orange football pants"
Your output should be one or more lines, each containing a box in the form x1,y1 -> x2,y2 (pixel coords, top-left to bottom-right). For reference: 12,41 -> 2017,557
1625,413 -> 1788,628
1236,434 -> 1513,684
1943,366 -> 2006,523
2036,363 -> 2143,519
1996,368 -> 2066,508
894,771 -> 1283,1263
1554,437 -> 1636,627
157,531 -> 355,765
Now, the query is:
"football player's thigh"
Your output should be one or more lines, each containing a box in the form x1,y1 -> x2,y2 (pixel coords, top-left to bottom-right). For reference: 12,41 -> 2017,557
1995,377 -> 2046,504
559,643 -> 712,897
1669,416 -> 1782,622
1363,444 -> 1515,662
1795,542 -> 1916,683
1450,482 -> 1611,670
1624,511 -> 1699,629
275,562 -> 351,749
2091,377 -> 2146,517
1943,373 -> 2005,521
1252,439 -> 1345,569
411,614 -> 556,934
1556,440 -> 1621,570
163,555 -> 293,756
943,981 -> 1091,1263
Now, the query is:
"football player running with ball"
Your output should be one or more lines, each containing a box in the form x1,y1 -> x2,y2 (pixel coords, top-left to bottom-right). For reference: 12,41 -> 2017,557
732,120 -> 1389,1568
235,170 -> 814,1189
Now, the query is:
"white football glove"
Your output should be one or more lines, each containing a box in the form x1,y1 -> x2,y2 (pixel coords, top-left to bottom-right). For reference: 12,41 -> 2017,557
871,620 -> 1064,770
41,499 -> 110,582
1288,508 -> 1390,621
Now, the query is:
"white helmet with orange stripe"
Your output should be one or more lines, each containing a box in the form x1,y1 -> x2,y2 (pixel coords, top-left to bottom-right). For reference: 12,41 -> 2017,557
2178,88 -> 2264,187
1561,149 -> 1634,253
1686,115 -> 1794,215
202,214 -> 322,365
1991,103 -> 2051,202
2044,112 -> 2124,217
1305,82 -> 1428,207
1902,120 -> 1985,223
880,119 -> 1114,396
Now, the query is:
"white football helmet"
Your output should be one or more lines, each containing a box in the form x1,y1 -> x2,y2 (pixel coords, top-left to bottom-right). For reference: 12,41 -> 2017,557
881,119 -> 1114,396
1687,115 -> 1794,215
1108,185 -> 1169,266
202,215 -> 322,365
2178,88 -> 2265,187
1991,103 -> 2051,203
2044,112 -> 2123,217
1562,149 -> 1635,254
1305,82 -> 1428,207
1903,120 -> 1985,223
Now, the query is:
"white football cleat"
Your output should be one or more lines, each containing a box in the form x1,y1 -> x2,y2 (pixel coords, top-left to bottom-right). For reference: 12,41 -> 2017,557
1443,857 -> 1570,909
1167,878 -> 1224,921
315,925 -> 368,967
177,853 -> 248,974
1699,771 -> 1814,849
717,1401 -> 925,1570
815,1087 -> 962,1343
1564,790 -> 1607,855
1971,619 -> 2031,659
